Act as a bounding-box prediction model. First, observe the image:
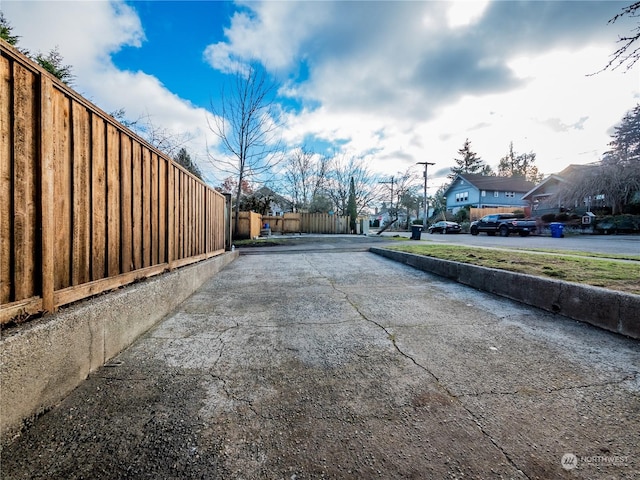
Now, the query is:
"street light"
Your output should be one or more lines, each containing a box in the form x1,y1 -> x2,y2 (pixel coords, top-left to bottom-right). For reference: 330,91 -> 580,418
416,162 -> 435,229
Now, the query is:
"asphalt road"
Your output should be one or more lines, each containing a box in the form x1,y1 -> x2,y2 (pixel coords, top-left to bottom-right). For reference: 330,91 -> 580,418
2,242 -> 638,479
388,231 -> 640,256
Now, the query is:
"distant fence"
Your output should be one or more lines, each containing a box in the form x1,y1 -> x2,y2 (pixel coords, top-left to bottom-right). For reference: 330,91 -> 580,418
234,212 -> 352,238
0,42 -> 230,324
469,206 -> 531,221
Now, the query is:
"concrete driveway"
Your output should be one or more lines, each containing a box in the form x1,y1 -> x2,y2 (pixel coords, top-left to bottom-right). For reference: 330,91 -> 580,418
2,246 -> 638,479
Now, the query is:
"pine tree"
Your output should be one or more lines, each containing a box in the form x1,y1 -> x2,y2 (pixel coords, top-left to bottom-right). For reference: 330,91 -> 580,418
0,12 -> 19,45
606,104 -> 640,164
347,177 -> 357,234
449,138 -> 487,179
174,148 -> 203,180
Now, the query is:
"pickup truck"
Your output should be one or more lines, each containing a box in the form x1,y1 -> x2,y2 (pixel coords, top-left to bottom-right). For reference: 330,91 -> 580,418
470,214 -> 537,237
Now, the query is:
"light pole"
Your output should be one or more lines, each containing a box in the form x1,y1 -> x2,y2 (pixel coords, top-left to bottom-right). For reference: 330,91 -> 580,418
416,162 -> 435,229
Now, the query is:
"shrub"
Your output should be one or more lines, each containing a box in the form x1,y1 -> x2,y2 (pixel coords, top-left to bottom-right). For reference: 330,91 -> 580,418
556,213 -> 570,222
541,213 -> 556,223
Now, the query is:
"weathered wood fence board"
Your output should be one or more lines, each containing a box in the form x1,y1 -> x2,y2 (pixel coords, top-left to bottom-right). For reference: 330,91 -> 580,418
0,42 -> 229,325
469,206 -> 532,221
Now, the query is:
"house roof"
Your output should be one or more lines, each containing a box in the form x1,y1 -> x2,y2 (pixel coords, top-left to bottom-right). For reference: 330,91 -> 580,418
521,164 -> 599,200
444,174 -> 535,196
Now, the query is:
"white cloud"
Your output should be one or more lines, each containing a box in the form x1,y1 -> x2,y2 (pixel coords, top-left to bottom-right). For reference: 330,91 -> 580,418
3,0 -> 221,184
4,0 -> 639,192
447,0 -> 490,28
207,0 -> 638,188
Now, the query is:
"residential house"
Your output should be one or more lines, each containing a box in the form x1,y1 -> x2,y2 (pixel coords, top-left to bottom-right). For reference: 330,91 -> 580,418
521,164 -> 599,215
443,174 -> 535,214
249,186 -> 292,216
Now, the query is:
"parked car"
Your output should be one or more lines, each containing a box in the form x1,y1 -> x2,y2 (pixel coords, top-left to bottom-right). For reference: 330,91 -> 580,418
428,221 -> 461,234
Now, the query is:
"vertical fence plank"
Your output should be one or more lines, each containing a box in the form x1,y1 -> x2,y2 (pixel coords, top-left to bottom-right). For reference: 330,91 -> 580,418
40,76 -> 55,311
132,142 -> 142,270
142,148 -> 151,267
91,114 -> 106,281
120,135 -> 133,273
13,65 -> 40,300
0,53 -> 11,303
12,64 -> 38,300
53,89 -> 71,291
150,152 -> 159,265
167,163 -> 175,267
71,102 -> 90,286
106,123 -> 120,277
158,157 -> 167,264
178,171 -> 184,259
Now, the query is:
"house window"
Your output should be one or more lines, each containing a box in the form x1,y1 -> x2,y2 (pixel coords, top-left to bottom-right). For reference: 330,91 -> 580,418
481,190 -> 486,197
494,191 -> 499,197
505,191 -> 515,198
455,191 -> 469,203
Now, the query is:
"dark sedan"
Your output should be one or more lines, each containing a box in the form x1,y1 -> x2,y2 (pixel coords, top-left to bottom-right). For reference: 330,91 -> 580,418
427,221 -> 462,234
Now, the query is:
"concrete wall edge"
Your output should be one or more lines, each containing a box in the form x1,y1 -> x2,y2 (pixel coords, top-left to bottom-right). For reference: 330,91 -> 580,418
0,251 -> 239,443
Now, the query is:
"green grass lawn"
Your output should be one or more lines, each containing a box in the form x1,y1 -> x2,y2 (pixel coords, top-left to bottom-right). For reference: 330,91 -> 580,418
388,244 -> 640,295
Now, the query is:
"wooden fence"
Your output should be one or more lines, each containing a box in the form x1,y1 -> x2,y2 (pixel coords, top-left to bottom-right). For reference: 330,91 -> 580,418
469,206 -> 531,221
0,42 -> 229,325
234,212 -> 352,238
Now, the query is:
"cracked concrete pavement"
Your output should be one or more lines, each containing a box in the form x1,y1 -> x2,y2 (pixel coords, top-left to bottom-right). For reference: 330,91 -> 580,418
1,247 -> 639,479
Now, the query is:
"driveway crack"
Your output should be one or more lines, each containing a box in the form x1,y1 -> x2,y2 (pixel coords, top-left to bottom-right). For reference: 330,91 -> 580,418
305,256 -> 531,479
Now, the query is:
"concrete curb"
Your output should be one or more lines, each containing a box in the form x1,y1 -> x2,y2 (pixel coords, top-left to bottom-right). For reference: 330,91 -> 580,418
370,247 -> 639,340
0,252 -> 238,442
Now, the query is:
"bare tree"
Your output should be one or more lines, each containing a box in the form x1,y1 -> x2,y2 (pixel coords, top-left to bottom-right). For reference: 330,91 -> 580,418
597,2 -> 640,73
110,109 -> 194,159
281,147 -> 329,212
552,163 -> 640,215
325,155 -> 381,216
208,65 -> 283,233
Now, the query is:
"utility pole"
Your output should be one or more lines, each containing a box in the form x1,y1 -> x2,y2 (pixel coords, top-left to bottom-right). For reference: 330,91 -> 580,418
416,162 -> 435,229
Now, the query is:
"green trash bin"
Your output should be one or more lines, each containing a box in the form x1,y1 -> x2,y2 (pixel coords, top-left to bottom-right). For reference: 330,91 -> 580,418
410,225 -> 423,240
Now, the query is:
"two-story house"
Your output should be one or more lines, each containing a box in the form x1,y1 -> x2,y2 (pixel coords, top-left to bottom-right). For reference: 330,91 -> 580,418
443,174 -> 535,214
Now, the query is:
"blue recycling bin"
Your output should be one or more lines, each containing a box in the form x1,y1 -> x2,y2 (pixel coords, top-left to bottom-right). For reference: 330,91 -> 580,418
550,222 -> 564,238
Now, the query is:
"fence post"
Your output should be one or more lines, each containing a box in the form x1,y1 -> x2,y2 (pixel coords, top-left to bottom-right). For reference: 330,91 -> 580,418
40,76 -> 55,313
223,193 -> 232,251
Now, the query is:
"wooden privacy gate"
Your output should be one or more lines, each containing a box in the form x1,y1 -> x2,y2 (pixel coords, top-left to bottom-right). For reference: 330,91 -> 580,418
0,42 -> 230,325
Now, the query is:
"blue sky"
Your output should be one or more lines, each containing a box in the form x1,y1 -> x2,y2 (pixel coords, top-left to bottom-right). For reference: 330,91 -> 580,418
3,1 -> 639,192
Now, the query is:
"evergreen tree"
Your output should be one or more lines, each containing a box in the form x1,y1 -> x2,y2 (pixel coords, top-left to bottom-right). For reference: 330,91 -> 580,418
174,148 -> 203,180
0,12 -> 19,45
449,138 -> 486,179
34,46 -> 74,86
347,177 -> 357,233
606,104 -> 640,164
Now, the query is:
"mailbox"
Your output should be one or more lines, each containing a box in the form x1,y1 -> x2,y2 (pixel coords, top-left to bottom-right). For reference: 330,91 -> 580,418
582,212 -> 596,225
